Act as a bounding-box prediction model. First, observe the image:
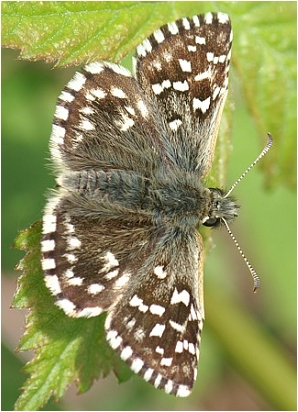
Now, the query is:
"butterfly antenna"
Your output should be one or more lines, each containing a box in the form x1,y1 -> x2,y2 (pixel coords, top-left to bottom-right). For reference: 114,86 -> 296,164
224,133 -> 273,198
222,217 -> 260,292
222,133 -> 273,292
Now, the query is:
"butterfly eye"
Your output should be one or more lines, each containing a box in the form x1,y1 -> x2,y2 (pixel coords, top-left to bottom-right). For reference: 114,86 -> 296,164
203,217 -> 220,227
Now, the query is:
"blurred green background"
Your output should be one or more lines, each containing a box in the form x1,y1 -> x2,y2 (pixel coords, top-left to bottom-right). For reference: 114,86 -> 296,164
2,3 -> 296,411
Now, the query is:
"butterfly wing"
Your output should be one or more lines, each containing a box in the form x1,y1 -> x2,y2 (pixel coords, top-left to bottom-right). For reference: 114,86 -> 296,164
105,228 -> 204,396
50,61 -> 166,176
42,168 -> 155,317
135,12 -> 232,175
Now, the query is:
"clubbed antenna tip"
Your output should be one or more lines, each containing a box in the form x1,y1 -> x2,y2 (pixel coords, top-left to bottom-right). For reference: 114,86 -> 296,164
222,218 -> 260,293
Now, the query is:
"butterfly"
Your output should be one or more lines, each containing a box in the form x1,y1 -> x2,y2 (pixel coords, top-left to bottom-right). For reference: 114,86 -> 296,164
41,12 -> 271,396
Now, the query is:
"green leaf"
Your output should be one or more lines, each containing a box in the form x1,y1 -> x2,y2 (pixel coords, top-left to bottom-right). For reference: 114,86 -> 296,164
13,222 -> 132,411
2,2 -> 178,66
229,2 -> 296,189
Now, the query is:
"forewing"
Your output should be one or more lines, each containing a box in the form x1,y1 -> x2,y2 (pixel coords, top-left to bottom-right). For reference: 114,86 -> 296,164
135,12 -> 232,174
105,229 -> 204,397
50,61 -> 165,176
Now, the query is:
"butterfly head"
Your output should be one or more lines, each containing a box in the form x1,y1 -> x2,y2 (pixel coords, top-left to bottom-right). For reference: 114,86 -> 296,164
202,188 -> 240,227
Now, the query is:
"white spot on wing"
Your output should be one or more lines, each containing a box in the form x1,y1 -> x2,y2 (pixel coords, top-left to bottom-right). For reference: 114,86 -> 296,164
188,342 -> 196,354
129,294 -> 148,312
125,106 -> 136,116
80,106 -> 94,115
151,83 -> 163,95
114,272 -> 130,289
213,86 -> 221,100
155,346 -> 164,355
67,277 -> 83,286
85,92 -> 96,101
64,268 -> 74,278
169,119 -> 182,131
153,28 -> 165,43
126,318 -> 136,330
192,15 -> 200,27
51,124 -> 65,145
134,327 -> 145,341
187,45 -> 197,52
44,274 -> 61,295
131,358 -> 144,373
219,54 -> 227,63
105,62 -> 131,77
154,374 -> 162,388
206,52 -> 214,62
64,253 -> 78,264
193,96 -> 211,113
89,88 -> 106,99
195,36 -> 206,44
194,69 -> 210,81
182,18 -> 190,30
55,105 -> 69,121
160,357 -> 173,366
117,115 -> 134,131
165,379 -> 174,394
151,79 -> 171,95
149,304 -> 165,316
173,80 -> 189,92
101,251 -> 119,272
67,236 -> 81,249
56,299 -> 76,315
42,214 -> 57,234
189,304 -> 198,320
67,72 -> 86,92
106,330 -> 122,349
144,368 -> 154,381
175,341 -> 183,353
41,239 -> 55,252
152,59 -> 162,71
153,265 -> 167,279
80,119 -> 95,131
179,59 -> 191,72
149,323 -> 165,337
76,306 -> 103,317
177,385 -> 191,397
104,269 -> 119,280
170,288 -> 190,306
87,283 -> 105,295
169,319 -> 186,333
137,44 -> 146,57
142,38 -> 152,53
42,258 -> 56,271
130,294 -> 143,307
59,91 -> 74,102
204,12 -> 213,24
84,62 -> 104,74
137,100 -> 149,118
217,12 -> 229,24
121,346 -> 133,361
111,87 -> 127,99
167,22 -> 179,35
